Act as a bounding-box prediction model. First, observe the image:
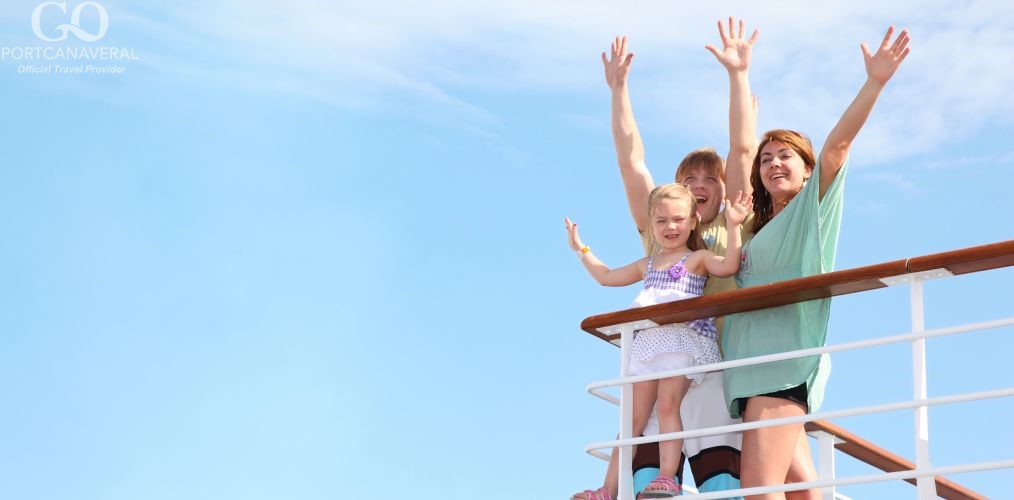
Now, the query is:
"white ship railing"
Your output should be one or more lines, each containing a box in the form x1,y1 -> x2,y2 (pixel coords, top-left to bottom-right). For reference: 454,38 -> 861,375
578,240 -> 1014,499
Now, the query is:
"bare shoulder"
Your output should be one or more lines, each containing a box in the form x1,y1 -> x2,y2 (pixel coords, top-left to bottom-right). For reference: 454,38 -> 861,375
634,256 -> 650,275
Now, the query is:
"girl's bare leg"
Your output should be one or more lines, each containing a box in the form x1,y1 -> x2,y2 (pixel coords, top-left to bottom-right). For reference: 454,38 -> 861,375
574,379 -> 658,499
650,376 -> 692,488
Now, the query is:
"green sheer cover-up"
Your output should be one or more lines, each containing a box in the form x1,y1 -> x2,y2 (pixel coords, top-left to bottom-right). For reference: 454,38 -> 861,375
721,157 -> 849,418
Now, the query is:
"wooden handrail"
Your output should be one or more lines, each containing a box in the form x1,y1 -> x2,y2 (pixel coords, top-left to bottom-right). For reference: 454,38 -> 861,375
581,240 -> 1014,341
805,420 -> 985,499
580,241 -> 1014,498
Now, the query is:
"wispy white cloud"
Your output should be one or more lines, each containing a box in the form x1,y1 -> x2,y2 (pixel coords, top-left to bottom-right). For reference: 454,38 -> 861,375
852,200 -> 889,215
857,172 -> 925,196
908,149 -> 1014,171
178,0 -> 1007,165
4,0 -> 1012,154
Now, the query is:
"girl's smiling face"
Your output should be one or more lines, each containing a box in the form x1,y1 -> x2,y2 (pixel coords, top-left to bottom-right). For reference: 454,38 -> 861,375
652,199 -> 696,251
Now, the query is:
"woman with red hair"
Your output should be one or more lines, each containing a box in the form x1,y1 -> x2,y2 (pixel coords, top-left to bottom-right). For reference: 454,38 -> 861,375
722,27 -> 911,499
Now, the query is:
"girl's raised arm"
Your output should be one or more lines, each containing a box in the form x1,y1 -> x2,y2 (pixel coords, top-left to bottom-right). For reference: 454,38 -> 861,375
697,191 -> 752,277
566,217 -> 645,286
819,26 -> 910,199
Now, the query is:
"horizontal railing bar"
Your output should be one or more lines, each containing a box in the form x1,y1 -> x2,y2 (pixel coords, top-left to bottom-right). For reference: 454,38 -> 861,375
675,459 -> 1014,500
586,317 -> 1014,399
575,241 -> 1014,498
587,424 -> 977,500
805,420 -> 985,499
585,387 -> 1014,451
581,240 -> 1014,341
591,391 -> 619,405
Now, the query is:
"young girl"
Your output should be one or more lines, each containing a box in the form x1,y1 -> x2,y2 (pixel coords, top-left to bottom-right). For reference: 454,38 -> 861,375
567,183 -> 752,500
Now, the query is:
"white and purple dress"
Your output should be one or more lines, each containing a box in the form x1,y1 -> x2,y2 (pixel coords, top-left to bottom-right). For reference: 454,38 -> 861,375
627,254 -> 722,384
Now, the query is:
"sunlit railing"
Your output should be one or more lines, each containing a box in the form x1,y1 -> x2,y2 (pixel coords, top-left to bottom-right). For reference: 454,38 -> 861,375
579,240 -> 1014,499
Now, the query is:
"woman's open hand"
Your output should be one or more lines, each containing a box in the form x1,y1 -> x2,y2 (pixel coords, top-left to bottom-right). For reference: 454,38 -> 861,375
862,26 -> 910,85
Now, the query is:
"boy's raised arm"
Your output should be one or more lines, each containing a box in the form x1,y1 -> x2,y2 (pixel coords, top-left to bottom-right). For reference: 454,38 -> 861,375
603,36 -> 655,233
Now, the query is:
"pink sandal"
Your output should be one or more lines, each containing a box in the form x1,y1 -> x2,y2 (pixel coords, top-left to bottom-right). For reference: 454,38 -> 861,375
571,486 -> 613,500
636,476 -> 681,498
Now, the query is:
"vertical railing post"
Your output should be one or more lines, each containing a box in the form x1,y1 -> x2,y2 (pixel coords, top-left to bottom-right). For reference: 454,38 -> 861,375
882,268 -> 951,499
596,319 -> 656,500
910,278 -> 935,499
811,430 -> 839,500
618,322 -> 635,500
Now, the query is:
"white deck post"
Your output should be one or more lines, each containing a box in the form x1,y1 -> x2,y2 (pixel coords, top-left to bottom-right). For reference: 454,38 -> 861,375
810,430 -> 839,500
618,322 -> 635,500
882,269 -> 952,499
910,278 -> 935,499
596,319 -> 657,500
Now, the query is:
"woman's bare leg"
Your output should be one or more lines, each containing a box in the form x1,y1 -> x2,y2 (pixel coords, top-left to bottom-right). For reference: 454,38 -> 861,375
784,427 -> 819,500
739,396 -> 807,500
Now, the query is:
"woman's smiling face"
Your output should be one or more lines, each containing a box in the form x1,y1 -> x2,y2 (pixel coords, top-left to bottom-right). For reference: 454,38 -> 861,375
758,140 -> 811,199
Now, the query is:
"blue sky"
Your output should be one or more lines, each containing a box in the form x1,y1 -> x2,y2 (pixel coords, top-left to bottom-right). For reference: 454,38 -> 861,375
1,0 -> 1012,498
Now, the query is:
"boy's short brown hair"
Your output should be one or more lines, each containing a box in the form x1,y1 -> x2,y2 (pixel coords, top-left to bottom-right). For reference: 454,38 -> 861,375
675,147 -> 725,183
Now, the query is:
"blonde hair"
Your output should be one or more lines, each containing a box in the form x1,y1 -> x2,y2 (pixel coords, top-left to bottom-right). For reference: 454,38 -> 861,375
750,130 -> 816,234
675,147 -> 726,183
645,183 -> 706,256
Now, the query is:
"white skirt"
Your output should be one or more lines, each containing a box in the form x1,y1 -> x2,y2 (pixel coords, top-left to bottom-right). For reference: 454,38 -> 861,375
627,323 -> 722,385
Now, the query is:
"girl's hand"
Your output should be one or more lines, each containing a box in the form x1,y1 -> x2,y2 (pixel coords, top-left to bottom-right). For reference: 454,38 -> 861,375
705,17 -> 759,73
565,217 -> 585,252
724,191 -> 754,225
602,35 -> 634,92
862,26 -> 910,86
